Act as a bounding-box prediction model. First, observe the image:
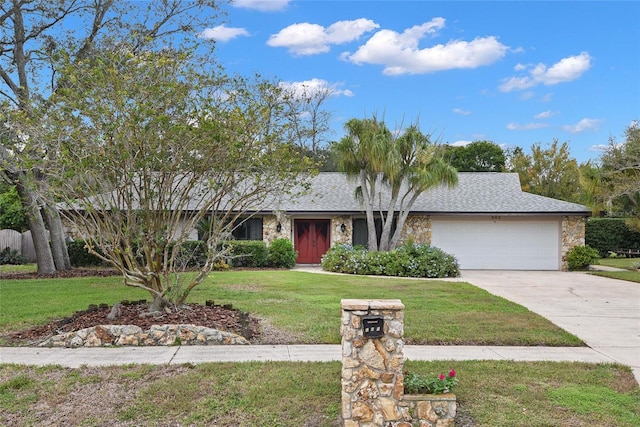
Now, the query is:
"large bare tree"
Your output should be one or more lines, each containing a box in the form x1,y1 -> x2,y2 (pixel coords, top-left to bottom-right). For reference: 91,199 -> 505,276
33,43 -> 315,311
0,0 -> 221,274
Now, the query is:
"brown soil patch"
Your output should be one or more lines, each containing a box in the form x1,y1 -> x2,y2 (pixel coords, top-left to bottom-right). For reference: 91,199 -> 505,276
3,300 -> 262,346
1,268 -> 292,346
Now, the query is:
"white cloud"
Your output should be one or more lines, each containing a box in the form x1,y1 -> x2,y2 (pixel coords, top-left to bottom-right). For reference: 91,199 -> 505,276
506,122 -> 549,130
346,19 -> 508,75
453,108 -> 471,115
267,19 -> 379,56
199,25 -> 249,42
562,118 -> 603,133
279,78 -> 354,98
588,144 -> 610,152
232,0 -> 290,11
499,52 -> 591,92
450,140 -> 473,146
535,110 -> 555,119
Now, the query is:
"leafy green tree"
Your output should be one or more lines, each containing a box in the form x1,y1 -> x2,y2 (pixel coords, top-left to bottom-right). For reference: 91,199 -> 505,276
506,140 -> 581,202
0,185 -> 28,231
0,0 -> 221,275
600,121 -> 640,229
444,140 -> 505,172
332,116 -> 457,251
31,44 -> 315,312
577,161 -> 606,215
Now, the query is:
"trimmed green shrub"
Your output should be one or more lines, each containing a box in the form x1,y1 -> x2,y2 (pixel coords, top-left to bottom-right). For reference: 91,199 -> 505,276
227,240 -> 268,267
321,243 -> 460,278
267,238 -> 297,268
567,245 -> 600,270
586,218 -> 640,257
66,240 -> 107,267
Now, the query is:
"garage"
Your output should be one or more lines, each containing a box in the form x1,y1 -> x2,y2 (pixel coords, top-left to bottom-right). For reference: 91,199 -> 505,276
430,216 -> 561,270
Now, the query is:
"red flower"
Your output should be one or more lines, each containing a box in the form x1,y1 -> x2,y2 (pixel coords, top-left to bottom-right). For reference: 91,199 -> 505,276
439,373 -> 445,380
449,369 -> 456,378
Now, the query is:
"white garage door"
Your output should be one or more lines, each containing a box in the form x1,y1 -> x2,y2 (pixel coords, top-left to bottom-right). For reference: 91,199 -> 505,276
430,217 -> 561,270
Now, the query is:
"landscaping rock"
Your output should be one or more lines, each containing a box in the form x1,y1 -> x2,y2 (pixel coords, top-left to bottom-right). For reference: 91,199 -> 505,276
39,324 -> 249,347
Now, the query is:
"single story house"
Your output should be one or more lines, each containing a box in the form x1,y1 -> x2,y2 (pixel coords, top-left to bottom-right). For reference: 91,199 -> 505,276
227,172 -> 590,270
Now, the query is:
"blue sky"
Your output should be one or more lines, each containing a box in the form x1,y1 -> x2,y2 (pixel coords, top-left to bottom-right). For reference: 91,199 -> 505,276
198,0 -> 639,163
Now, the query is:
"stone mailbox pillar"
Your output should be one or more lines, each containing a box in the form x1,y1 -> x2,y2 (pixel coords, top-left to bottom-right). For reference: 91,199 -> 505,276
340,299 -> 407,426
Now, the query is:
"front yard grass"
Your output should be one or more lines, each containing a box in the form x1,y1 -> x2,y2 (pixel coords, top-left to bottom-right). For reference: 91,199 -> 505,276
0,361 -> 637,426
593,257 -> 640,283
597,257 -> 640,269
1,270 -> 583,346
591,270 -> 640,283
1,269 -> 638,426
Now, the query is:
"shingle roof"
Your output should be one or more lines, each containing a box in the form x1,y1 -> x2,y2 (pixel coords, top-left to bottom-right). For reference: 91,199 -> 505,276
268,172 -> 590,215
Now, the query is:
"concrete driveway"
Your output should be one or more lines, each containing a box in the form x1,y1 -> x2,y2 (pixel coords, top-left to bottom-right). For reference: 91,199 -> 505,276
460,270 -> 640,382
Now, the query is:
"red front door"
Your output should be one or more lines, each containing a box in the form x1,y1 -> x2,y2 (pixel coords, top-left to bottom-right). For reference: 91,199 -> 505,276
294,219 -> 330,264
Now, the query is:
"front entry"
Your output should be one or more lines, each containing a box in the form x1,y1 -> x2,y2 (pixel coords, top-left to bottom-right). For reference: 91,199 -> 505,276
294,219 -> 330,264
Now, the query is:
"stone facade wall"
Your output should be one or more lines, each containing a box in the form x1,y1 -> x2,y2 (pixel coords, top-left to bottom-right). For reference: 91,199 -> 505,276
561,215 -> 587,271
403,394 -> 457,427
341,299 -> 456,427
332,216 -> 353,246
397,215 -> 431,246
262,214 -> 291,246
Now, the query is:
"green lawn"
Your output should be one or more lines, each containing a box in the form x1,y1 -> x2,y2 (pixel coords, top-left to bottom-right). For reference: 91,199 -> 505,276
1,269 -> 638,426
0,264 -> 37,274
1,361 -> 637,426
1,270 -> 583,346
593,258 -> 640,283
597,257 -> 640,269
0,275 -> 148,334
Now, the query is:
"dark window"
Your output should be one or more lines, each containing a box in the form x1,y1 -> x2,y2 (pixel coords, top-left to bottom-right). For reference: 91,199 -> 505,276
352,217 -> 396,247
232,218 -> 263,241
352,218 -> 369,247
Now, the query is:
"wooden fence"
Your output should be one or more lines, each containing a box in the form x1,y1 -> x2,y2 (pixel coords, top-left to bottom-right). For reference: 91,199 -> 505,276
0,229 -> 47,262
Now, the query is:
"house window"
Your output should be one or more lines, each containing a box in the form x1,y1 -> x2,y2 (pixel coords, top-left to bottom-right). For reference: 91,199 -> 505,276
232,218 -> 263,241
352,218 -> 397,247
352,219 -> 369,247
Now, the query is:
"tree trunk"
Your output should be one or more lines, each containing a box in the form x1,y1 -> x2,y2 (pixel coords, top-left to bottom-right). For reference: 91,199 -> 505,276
360,170 -> 378,251
42,202 -> 71,270
389,191 -> 421,250
378,190 -> 399,251
14,173 -> 56,275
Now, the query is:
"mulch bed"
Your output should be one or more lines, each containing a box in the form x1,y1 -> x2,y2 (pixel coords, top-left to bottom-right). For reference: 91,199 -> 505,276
1,268 -> 261,346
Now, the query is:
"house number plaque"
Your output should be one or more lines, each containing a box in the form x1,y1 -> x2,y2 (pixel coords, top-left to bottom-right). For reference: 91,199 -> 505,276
362,315 -> 384,338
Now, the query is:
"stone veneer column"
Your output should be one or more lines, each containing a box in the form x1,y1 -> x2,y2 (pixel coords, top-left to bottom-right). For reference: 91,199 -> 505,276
341,299 -> 408,427
561,215 -> 586,271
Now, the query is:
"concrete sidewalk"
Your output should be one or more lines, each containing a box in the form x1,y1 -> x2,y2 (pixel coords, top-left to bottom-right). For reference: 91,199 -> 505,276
0,344 -> 614,369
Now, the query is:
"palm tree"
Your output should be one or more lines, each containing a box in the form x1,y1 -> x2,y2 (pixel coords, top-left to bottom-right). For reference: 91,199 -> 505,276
332,117 -> 457,251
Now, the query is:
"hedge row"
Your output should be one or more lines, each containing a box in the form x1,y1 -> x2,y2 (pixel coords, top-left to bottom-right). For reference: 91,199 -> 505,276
321,243 -> 460,278
67,238 -> 297,269
585,218 -> 640,257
